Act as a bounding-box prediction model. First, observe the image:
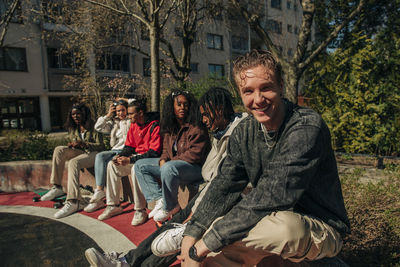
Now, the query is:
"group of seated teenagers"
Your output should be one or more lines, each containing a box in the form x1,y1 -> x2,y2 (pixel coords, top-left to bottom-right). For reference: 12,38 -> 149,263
40,88 -> 212,225
42,49 -> 350,267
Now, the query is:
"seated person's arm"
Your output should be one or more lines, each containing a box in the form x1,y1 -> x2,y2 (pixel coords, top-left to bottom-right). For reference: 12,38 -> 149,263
85,131 -> 105,152
190,124 -> 325,254
171,125 -> 210,165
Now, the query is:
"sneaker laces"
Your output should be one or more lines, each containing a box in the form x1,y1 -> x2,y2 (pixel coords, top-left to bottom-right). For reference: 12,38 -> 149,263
169,223 -> 185,242
61,201 -> 72,211
103,251 -> 121,262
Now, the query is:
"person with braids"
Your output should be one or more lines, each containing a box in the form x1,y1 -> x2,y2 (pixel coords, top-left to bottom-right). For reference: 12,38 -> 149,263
41,103 -> 104,219
134,90 -> 211,223
84,99 -> 131,213
97,98 -> 162,226
84,87 -> 246,267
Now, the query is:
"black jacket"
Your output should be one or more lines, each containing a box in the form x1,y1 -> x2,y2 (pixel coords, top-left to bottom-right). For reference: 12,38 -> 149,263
184,100 -> 351,252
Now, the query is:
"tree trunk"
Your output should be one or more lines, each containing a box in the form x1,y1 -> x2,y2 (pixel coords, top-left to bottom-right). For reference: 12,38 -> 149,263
149,25 -> 161,112
284,64 -> 300,103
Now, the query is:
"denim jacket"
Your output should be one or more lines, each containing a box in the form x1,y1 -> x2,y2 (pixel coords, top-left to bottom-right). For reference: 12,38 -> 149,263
184,100 -> 351,252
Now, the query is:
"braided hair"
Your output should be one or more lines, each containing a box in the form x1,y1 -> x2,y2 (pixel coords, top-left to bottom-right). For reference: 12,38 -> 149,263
198,87 -> 234,127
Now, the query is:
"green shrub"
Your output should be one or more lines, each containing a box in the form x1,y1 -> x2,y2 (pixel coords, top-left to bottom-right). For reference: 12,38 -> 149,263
0,130 -> 66,161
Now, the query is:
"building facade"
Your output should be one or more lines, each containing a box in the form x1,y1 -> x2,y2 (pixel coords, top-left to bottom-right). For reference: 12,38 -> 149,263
0,0 -> 308,131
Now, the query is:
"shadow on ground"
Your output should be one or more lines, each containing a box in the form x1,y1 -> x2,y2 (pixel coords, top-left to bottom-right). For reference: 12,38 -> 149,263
0,212 -> 102,267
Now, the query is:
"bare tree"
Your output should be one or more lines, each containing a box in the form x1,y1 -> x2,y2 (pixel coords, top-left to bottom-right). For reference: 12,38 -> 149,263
0,0 -> 19,47
160,0 -> 206,88
84,0 -> 179,112
230,0 -> 365,103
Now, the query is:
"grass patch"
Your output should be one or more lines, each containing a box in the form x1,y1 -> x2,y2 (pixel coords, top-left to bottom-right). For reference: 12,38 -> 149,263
339,168 -> 400,266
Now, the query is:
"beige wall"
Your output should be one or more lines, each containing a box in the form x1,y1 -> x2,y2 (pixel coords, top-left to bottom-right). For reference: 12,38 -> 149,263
0,22 -> 45,97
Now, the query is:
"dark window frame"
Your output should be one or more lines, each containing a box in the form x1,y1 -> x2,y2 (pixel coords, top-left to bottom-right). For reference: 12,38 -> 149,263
143,58 -> 151,77
271,0 -> 282,10
207,33 -> 223,50
208,63 -> 224,77
0,47 -> 28,72
97,52 -> 130,72
190,62 -> 199,73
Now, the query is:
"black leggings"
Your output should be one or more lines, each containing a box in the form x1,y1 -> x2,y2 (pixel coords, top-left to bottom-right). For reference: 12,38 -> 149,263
124,192 -> 197,267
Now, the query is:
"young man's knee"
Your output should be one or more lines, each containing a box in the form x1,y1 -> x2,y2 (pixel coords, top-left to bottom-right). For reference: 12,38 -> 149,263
245,211 -> 309,250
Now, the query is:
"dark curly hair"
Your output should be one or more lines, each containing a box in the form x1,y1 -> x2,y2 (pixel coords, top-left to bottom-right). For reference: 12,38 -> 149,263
198,87 -> 234,127
160,90 -> 199,135
128,98 -> 147,113
64,103 -> 94,131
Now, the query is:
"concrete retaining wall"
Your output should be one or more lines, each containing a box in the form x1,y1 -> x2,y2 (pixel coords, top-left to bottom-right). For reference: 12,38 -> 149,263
0,160 -> 196,209
0,160 -> 96,192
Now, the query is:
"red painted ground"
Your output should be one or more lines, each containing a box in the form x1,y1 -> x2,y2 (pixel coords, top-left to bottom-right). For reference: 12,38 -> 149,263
0,191 -> 157,246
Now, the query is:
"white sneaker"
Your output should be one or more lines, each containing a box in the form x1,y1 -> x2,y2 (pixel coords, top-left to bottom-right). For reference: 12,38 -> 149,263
98,206 -> 123,221
90,189 -> 106,203
151,223 -> 186,257
149,198 -> 163,218
54,200 -> 85,219
40,186 -> 65,201
84,200 -> 105,213
85,248 -> 129,267
131,209 -> 148,226
153,205 -> 181,222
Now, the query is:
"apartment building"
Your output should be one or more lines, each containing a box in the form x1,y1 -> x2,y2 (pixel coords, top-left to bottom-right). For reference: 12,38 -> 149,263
0,0 -> 308,131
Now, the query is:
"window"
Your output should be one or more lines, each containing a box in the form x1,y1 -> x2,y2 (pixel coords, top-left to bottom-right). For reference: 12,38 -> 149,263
143,58 -> 150,76
294,3 -> 298,11
97,52 -> 129,72
190,63 -> 199,73
208,64 -> 224,77
232,36 -> 248,51
207,34 -> 223,50
0,98 -> 41,130
287,0 -> 291,9
287,24 -> 292,33
267,19 -> 282,34
47,48 -> 76,69
287,48 -> 293,57
294,26 -> 299,35
271,0 -> 282,9
0,0 -> 23,23
0,47 -> 27,71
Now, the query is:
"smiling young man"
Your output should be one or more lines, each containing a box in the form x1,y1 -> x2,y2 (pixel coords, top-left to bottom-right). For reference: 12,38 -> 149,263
178,50 -> 351,266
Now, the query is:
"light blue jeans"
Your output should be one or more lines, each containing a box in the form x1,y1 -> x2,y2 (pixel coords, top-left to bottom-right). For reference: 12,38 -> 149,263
94,150 -> 122,187
134,158 -> 203,211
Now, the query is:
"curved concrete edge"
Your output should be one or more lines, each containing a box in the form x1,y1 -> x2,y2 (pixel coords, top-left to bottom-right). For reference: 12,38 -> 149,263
0,205 -> 136,254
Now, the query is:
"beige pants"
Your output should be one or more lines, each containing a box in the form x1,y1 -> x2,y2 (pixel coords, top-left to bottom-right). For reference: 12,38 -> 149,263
202,211 -> 343,267
105,160 -> 146,210
50,146 -> 97,200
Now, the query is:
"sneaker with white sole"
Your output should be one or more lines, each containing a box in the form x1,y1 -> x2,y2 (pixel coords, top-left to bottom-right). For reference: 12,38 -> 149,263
153,205 -> 181,222
54,200 -> 85,219
148,198 -> 163,218
151,223 -> 186,257
84,200 -> 105,213
98,205 -> 123,221
85,248 -> 128,267
40,186 -> 65,201
89,189 -> 106,202
131,209 -> 148,226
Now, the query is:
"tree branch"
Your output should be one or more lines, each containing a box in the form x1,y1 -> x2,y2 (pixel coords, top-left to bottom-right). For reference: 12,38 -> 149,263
299,0 -> 365,71
0,0 -> 19,47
